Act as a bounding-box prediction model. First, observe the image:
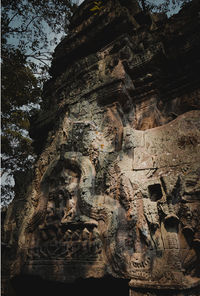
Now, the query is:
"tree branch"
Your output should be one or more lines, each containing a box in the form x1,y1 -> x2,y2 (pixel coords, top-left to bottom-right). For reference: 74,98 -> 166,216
26,55 -> 50,66
140,0 -> 147,12
7,12 -> 19,25
7,15 -> 41,34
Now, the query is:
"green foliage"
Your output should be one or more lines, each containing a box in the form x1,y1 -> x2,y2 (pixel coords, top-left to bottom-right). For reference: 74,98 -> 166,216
1,46 -> 41,206
90,1 -> 104,14
1,0 -> 77,68
1,0 -> 77,206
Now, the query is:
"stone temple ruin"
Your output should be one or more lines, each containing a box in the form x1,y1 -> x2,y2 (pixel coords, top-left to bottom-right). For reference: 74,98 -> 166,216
2,0 -> 200,295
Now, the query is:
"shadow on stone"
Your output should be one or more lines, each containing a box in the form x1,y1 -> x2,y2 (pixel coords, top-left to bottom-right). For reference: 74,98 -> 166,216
11,274 -> 129,296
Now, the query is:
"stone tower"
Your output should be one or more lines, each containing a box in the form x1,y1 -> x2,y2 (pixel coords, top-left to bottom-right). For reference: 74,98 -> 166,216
2,0 -> 200,295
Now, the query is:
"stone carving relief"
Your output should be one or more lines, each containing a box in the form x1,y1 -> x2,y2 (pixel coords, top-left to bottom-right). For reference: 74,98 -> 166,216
120,111 -> 200,289
15,105 -> 200,290
2,1 -> 200,295
25,153 -> 102,262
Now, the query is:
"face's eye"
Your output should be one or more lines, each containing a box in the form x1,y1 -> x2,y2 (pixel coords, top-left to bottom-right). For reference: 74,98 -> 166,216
48,193 -> 54,200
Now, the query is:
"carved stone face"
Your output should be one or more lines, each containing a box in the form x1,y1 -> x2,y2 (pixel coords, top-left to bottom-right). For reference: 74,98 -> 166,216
25,153 -> 109,283
3,2 -> 200,294
48,168 -> 80,225
25,111 -> 200,288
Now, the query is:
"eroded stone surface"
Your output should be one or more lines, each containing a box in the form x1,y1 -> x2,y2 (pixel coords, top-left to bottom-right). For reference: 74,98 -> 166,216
2,0 -> 200,295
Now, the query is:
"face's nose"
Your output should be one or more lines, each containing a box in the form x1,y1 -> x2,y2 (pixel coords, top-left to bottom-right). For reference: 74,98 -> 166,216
61,194 -> 78,224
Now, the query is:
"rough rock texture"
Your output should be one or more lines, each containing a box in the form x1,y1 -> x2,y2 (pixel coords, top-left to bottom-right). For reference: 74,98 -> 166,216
2,0 -> 200,295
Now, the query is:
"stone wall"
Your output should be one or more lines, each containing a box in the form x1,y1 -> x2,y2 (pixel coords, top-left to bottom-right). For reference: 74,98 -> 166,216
2,0 -> 200,295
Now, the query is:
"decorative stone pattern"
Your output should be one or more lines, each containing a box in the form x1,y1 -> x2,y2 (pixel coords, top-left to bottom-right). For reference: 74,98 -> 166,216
2,0 -> 200,295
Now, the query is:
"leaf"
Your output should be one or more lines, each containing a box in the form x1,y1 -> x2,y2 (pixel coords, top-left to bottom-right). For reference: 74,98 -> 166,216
90,5 -> 100,11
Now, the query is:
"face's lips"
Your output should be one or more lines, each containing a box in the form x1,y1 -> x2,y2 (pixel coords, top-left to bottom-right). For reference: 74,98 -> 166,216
60,216 -> 98,231
28,223 -> 102,260
60,219 -> 101,250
